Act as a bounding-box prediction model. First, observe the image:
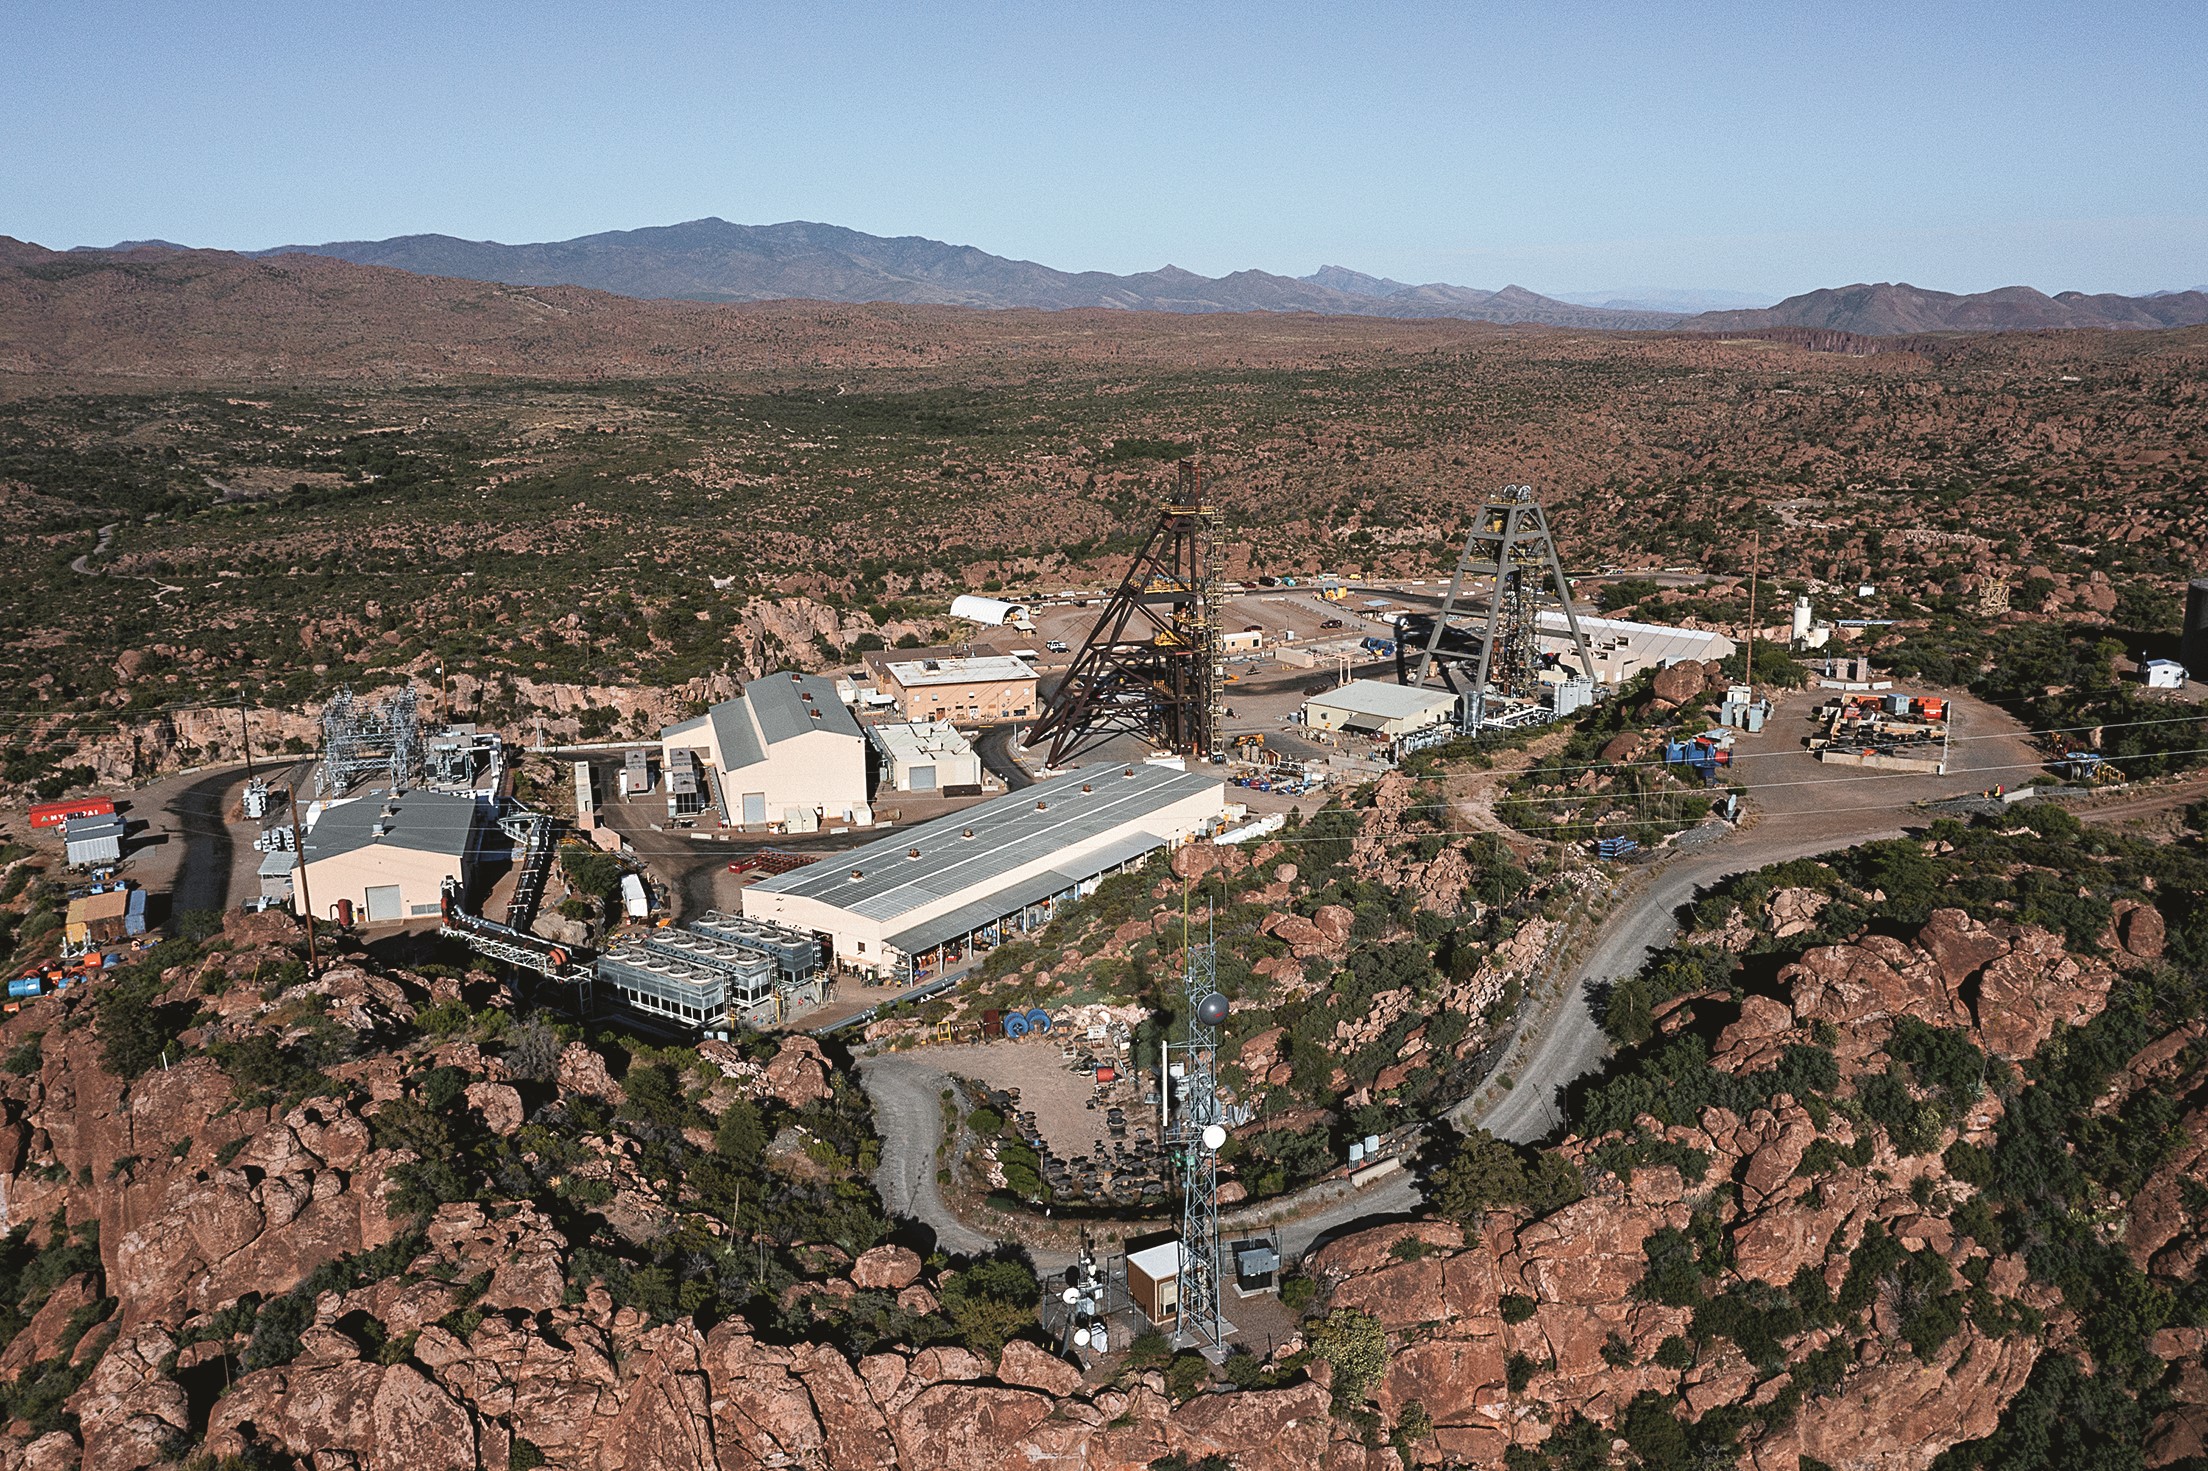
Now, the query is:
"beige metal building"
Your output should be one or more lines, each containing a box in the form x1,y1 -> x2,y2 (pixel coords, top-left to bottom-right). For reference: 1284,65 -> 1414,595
1301,679 -> 1459,737
741,762 -> 1225,978
877,655 -> 1039,723
295,787 -> 481,924
660,672 -> 870,828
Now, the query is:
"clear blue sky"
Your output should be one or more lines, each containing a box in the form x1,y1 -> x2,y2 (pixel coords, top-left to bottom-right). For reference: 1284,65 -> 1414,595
6,1 -> 2203,296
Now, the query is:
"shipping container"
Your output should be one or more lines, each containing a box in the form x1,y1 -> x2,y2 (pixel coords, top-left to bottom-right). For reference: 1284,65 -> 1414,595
29,796 -> 115,830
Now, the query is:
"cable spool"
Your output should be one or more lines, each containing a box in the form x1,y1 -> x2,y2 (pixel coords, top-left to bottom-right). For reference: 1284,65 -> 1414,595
1002,1012 -> 1031,1039
1025,1007 -> 1053,1034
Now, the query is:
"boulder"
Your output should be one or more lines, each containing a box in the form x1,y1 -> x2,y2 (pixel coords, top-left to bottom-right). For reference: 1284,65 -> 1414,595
1652,661 -> 1708,705
765,1036 -> 834,1109
556,1042 -> 625,1104
851,1245 -> 924,1291
2114,899 -> 2167,961
463,1082 -> 525,1135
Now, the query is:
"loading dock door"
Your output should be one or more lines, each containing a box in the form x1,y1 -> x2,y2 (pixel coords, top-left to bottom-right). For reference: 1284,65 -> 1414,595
364,885 -> 403,922
742,792 -> 767,825
909,764 -> 936,791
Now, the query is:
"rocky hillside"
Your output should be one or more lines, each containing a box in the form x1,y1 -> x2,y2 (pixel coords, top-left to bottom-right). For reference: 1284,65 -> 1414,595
0,802 -> 2202,1471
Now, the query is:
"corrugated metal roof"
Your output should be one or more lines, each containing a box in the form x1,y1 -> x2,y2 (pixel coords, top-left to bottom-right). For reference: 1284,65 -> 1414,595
1304,679 -> 1458,722
710,702 -> 764,772
304,789 -> 480,863
753,764 -> 1218,922
62,814 -> 127,842
748,672 -> 863,744
882,828 -> 1169,956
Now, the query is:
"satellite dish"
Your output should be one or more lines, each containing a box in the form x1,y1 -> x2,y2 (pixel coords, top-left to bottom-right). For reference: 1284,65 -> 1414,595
1202,1123 -> 1228,1151
1073,1328 -> 1091,1348
1195,992 -> 1230,1026
1062,1287 -> 1080,1304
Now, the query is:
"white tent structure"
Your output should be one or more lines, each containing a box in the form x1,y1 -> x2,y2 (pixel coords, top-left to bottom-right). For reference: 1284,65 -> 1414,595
950,594 -> 1034,630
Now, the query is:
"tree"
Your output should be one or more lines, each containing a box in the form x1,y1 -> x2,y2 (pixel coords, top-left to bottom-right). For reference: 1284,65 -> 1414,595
1308,1308 -> 1388,1401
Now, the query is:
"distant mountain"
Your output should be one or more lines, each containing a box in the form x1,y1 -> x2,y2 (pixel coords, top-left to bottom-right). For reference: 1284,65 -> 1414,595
1555,287 -> 1777,314
254,219 -> 1685,329
1693,281 -> 2208,334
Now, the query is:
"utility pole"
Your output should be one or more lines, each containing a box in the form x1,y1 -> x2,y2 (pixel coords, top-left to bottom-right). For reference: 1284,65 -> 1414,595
288,784 -> 318,975
236,700 -> 256,779
1743,528 -> 1762,691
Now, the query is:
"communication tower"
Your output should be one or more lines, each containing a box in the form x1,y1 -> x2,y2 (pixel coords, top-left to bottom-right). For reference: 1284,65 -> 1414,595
1025,459 -> 1223,767
1408,485 -> 1595,731
1163,930 -> 1229,1347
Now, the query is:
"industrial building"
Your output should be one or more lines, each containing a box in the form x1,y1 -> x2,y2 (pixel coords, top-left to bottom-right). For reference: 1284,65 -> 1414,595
1539,611 -> 1736,686
741,762 -> 1227,979
63,814 -> 126,868
869,720 -> 985,794
595,912 -> 825,1034
877,655 -> 1039,724
1300,679 -> 1459,737
659,672 -> 870,829
294,786 -> 481,923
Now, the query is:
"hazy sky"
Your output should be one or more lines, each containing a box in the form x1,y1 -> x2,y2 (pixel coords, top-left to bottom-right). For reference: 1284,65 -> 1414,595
7,1 -> 2204,296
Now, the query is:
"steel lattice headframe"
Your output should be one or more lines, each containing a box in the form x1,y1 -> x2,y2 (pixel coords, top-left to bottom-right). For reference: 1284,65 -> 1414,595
1023,459 -> 1223,768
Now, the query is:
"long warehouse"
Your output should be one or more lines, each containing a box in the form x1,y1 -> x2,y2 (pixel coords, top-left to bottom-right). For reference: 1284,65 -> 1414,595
740,762 -> 1227,980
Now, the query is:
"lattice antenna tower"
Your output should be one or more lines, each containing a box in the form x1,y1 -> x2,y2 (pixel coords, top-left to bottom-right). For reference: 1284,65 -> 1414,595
1024,458 -> 1223,767
1411,485 -> 1595,731
1169,924 -> 1228,1347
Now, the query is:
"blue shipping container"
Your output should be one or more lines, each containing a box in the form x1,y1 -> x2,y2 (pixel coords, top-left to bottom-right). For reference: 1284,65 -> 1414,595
124,888 -> 147,935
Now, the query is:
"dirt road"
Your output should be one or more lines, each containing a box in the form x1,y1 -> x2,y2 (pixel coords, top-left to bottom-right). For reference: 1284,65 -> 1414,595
856,1053 -> 996,1257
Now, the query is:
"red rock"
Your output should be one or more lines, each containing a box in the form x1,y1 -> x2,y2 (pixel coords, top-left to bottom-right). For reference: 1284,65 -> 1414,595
888,1384 -> 1053,1467
851,1244 -> 923,1291
67,1322 -> 189,1471
791,1340 -> 898,1469
1652,661 -> 1708,705
464,1081 -> 524,1135
765,1036 -> 834,1109
556,1042 -> 624,1103
1599,731 -> 1645,764
998,1339 -> 1082,1396
222,906 -> 302,949
2113,899 -> 2167,961
1974,926 -> 2115,1062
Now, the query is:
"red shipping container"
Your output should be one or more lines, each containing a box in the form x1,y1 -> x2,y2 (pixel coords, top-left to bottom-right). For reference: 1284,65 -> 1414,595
29,797 -> 115,830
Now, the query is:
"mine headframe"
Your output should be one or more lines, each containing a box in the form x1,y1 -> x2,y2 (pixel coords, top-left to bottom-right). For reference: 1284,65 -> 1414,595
1024,460 -> 1223,769
1406,484 -> 1595,731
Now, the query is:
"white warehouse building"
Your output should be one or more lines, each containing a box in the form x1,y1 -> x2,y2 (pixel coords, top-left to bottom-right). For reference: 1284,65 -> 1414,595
660,672 -> 870,828
740,763 -> 1226,979
1539,611 -> 1736,685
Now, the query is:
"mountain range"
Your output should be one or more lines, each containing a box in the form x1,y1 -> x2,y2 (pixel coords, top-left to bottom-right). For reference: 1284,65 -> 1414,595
44,218 -> 2208,336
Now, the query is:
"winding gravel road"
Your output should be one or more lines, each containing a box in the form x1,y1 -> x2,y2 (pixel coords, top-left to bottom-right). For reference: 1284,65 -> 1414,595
857,1053 -> 996,1256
